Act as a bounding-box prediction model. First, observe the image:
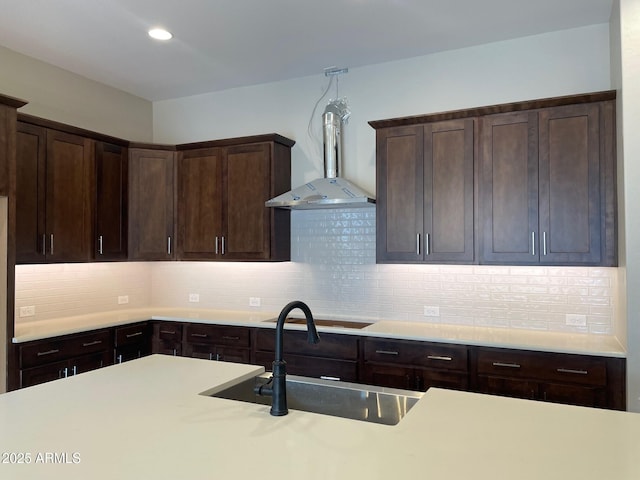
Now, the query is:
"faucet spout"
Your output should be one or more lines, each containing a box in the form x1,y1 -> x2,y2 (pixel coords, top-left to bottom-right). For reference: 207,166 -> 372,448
267,301 -> 320,416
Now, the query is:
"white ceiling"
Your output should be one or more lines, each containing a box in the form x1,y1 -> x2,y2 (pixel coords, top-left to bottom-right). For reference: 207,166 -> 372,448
0,0 -> 614,101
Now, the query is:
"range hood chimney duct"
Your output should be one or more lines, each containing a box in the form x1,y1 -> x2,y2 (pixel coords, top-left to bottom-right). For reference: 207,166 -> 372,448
265,98 -> 375,210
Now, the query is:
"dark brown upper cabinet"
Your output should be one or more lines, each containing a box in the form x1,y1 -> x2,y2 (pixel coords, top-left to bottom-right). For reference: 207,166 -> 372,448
480,100 -> 616,266
371,91 -> 617,267
16,122 -> 93,263
375,119 -> 474,263
94,141 -> 128,260
128,147 -> 176,261
176,135 -> 293,261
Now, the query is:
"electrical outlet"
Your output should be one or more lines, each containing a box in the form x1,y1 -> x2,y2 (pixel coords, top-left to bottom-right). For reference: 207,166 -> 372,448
423,306 -> 440,317
19,305 -> 35,317
249,297 -> 261,307
189,293 -> 200,303
118,295 -> 129,305
566,314 -> 587,327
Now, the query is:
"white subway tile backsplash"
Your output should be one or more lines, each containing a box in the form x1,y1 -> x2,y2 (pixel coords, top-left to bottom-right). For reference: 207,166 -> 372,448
14,208 -> 619,337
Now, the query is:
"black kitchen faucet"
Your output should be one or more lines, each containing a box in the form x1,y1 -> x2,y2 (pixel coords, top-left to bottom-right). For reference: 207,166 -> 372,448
255,301 -> 320,416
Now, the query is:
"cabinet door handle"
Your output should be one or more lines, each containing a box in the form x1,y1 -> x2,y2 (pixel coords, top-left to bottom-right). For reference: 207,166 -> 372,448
557,368 -> 588,375
71,365 -> 77,376
191,333 -> 208,338
492,361 -> 521,368
98,235 -> 104,255
126,332 -> 143,338
320,376 -> 341,381
427,355 -> 452,361
542,231 -> 548,256
167,236 -> 172,255
222,335 -> 240,341
60,367 -> 68,379
82,340 -> 103,347
160,330 -> 176,335
425,233 -> 430,256
375,349 -> 399,356
50,234 -> 54,255
531,232 -> 536,256
117,354 -> 123,363
416,233 -> 421,255
221,236 -> 225,255
215,236 -> 219,255
42,234 -> 46,256
37,349 -> 60,357
172,349 -> 177,356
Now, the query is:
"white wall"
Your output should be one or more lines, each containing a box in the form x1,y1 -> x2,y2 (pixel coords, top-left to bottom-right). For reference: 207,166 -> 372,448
617,0 -> 640,413
0,45 -> 153,142
154,24 -> 611,196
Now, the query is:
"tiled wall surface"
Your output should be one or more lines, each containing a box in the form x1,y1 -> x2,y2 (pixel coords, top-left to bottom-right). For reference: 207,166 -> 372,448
15,209 -> 618,336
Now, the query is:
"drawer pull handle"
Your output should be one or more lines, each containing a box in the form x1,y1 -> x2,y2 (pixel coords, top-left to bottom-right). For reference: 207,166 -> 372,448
37,349 -> 59,357
191,333 -> 208,338
427,355 -> 452,361
492,361 -> 521,369
320,376 -> 341,381
375,350 -> 399,356
82,340 -> 102,347
557,368 -> 588,375
160,330 -> 176,335
126,332 -> 143,338
222,336 -> 240,341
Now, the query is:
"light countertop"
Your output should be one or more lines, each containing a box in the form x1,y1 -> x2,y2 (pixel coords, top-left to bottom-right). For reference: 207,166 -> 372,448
0,355 -> 638,479
13,307 -> 626,357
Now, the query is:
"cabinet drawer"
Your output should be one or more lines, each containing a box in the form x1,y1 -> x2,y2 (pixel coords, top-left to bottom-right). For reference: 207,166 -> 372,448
476,348 -> 607,386
185,324 -> 250,347
20,330 -> 111,369
255,329 -> 359,360
255,351 -> 359,383
364,338 -> 468,371
115,322 -> 151,346
154,322 -> 183,342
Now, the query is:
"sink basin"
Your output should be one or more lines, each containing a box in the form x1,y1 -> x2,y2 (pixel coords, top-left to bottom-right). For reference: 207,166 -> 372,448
202,373 -> 423,426
263,317 -> 373,329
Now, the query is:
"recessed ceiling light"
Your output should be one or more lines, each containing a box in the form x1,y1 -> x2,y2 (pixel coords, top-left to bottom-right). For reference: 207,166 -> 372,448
148,28 -> 173,41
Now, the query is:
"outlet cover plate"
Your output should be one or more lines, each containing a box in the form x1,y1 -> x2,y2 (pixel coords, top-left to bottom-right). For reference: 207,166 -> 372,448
19,305 -> 36,317
118,295 -> 129,305
565,314 -> 587,327
189,293 -> 200,303
423,305 -> 440,317
249,297 -> 261,307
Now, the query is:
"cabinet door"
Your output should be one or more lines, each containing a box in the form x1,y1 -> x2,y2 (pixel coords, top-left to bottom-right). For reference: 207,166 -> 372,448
177,147 -> 223,259
538,103 -> 602,264
15,122 -> 46,263
128,148 -> 175,260
376,125 -> 424,262
21,360 -> 70,388
424,119 -> 474,262
45,130 -> 93,262
480,112 -> 539,263
361,363 -> 416,390
224,143 -> 272,260
95,142 -> 128,260
476,375 -> 538,401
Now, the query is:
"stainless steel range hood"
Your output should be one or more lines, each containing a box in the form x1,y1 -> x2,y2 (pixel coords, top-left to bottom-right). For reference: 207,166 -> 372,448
266,99 -> 375,210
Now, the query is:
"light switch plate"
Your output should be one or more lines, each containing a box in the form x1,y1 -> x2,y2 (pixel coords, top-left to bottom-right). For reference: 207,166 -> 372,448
188,293 -> 200,303
118,295 -> 129,305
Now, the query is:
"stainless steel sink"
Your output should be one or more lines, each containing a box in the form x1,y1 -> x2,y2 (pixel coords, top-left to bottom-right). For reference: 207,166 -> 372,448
201,373 -> 423,426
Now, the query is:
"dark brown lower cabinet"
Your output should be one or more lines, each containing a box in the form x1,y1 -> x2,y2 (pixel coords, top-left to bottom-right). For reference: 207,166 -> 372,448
114,322 -> 152,363
255,329 -> 359,382
183,324 -> 252,363
472,347 -> 625,409
151,321 -> 184,356
18,329 -> 112,388
362,338 -> 469,391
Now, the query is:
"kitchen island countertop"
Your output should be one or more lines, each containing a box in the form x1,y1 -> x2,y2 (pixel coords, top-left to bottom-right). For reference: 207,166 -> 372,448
0,355 -> 638,479
13,307 -> 626,357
